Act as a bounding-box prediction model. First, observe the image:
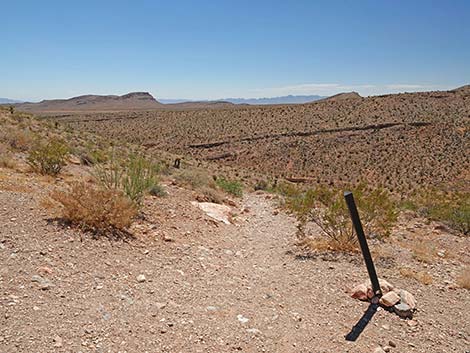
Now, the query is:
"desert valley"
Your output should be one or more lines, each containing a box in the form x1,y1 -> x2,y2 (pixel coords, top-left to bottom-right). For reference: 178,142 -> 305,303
0,84 -> 469,352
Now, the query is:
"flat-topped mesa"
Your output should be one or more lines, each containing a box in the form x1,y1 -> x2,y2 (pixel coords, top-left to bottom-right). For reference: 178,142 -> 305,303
17,91 -> 162,112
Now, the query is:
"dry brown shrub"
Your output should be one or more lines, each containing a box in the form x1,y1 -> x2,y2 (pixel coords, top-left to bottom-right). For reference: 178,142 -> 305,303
1,128 -> 35,151
399,267 -> 433,285
175,168 -> 216,190
51,182 -> 137,235
410,242 -> 436,263
0,154 -> 17,169
457,267 -> 470,289
196,186 -> 224,204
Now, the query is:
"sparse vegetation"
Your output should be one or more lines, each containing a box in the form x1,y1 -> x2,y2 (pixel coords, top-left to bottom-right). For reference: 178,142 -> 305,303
94,153 -> 160,205
149,184 -> 167,197
174,168 -> 216,190
457,267 -> 470,289
27,138 -> 69,175
399,267 -> 433,285
0,127 -> 35,152
413,190 -> 470,236
409,241 -> 436,264
51,182 -> 137,235
57,89 -> 470,194
0,153 -> 17,169
288,184 -> 397,252
216,177 -> 243,197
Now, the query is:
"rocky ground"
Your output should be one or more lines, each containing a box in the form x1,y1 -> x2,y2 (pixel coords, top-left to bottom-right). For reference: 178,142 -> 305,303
0,168 -> 469,352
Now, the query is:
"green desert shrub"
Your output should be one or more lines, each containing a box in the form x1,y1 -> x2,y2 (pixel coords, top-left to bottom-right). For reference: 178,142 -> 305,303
216,177 -> 243,197
149,184 -> 167,197
414,190 -> 469,235
27,138 -> 69,175
94,154 -> 160,205
288,184 -> 397,251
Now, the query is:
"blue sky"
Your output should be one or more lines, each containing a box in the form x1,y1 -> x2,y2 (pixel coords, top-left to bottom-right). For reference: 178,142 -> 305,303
2,0 -> 469,101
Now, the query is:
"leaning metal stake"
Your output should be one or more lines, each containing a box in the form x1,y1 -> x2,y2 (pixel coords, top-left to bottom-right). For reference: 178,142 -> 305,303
344,191 -> 382,297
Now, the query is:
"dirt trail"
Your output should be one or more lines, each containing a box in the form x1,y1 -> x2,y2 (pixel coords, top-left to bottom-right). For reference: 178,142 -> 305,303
0,189 -> 469,352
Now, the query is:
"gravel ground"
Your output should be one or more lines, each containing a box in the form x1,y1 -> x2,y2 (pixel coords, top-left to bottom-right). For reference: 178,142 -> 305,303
0,186 -> 469,352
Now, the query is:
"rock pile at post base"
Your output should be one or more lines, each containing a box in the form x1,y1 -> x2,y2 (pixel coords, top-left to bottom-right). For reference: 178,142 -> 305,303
350,278 -> 416,319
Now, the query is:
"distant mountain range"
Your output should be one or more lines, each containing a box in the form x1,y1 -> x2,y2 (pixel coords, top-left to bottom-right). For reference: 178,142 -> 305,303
0,98 -> 23,104
7,92 -> 360,113
160,95 -> 325,105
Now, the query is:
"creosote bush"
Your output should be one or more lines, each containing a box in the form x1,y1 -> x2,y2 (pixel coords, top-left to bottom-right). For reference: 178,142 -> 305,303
27,138 -> 69,175
287,183 -> 397,252
51,182 -> 137,235
94,153 -> 159,205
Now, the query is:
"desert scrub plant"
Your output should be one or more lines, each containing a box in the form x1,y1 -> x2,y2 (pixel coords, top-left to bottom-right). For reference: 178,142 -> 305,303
175,168 -> 216,190
288,184 -> 397,252
27,138 -> 69,175
51,182 -> 137,236
0,153 -> 17,169
421,190 -> 469,236
94,153 -> 159,205
216,177 -> 243,197
149,184 -> 167,197
0,127 -> 35,152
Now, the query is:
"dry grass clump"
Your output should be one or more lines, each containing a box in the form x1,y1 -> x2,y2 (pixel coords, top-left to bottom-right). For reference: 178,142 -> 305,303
175,168 -> 216,190
51,182 -> 137,235
457,267 -> 470,289
399,267 -> 433,285
410,242 -> 436,264
0,154 -> 17,169
195,186 -> 224,204
0,127 -> 35,152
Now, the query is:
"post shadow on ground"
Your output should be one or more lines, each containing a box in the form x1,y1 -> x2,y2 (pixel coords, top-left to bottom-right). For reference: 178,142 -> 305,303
345,302 -> 379,341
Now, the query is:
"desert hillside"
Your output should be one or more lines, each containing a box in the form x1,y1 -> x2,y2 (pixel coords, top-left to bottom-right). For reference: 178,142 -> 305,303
49,86 -> 470,194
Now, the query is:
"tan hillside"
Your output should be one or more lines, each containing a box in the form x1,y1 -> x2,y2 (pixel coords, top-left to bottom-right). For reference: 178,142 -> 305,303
50,86 -> 470,194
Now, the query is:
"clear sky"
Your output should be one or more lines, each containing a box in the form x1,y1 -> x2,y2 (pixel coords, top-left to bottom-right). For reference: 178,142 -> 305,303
2,0 -> 469,101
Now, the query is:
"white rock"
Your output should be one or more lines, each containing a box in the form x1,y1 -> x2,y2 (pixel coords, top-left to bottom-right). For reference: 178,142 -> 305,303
191,202 -> 233,224
237,314 -> 249,324
379,291 -> 400,307
394,303 -> 413,318
136,274 -> 146,283
399,289 -> 417,310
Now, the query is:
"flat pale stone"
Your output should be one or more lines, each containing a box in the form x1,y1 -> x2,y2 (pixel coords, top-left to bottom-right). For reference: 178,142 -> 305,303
192,202 -> 233,224
379,291 -> 400,307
